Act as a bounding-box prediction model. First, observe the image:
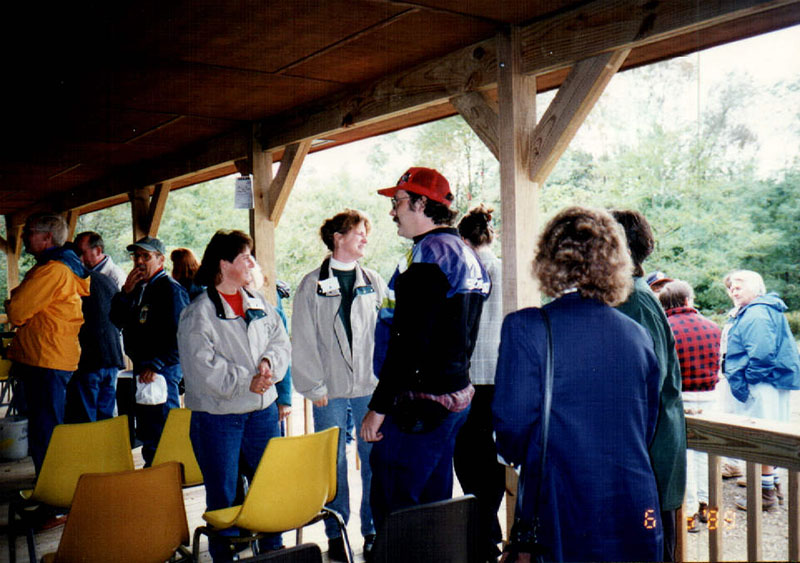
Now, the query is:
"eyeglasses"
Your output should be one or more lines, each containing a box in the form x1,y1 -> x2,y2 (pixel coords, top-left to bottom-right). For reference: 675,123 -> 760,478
130,252 -> 154,262
391,195 -> 411,210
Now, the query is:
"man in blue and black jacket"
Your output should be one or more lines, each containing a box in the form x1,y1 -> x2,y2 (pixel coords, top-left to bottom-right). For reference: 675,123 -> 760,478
110,236 -> 189,465
360,167 -> 490,532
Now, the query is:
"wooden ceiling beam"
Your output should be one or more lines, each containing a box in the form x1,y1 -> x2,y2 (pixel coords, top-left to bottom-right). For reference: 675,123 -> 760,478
519,0 -> 800,76
257,0 -> 800,154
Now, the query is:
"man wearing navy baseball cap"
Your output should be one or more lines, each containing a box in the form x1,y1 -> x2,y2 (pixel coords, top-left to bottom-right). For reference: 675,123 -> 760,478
360,167 -> 491,533
110,235 -> 189,465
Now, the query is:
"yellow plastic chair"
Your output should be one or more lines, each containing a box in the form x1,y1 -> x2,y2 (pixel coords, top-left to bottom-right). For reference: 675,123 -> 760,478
40,461 -> 191,563
151,408 -> 204,487
193,427 -> 351,562
7,415 -> 135,563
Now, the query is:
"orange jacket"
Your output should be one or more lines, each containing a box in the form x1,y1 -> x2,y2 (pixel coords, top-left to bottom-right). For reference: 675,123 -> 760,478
7,260 -> 91,371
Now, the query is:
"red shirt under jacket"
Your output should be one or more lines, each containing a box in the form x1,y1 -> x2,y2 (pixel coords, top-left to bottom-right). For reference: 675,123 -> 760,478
665,306 -> 721,392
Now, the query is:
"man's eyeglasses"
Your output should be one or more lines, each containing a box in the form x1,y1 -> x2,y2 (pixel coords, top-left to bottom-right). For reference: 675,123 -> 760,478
130,252 -> 154,262
391,195 -> 410,210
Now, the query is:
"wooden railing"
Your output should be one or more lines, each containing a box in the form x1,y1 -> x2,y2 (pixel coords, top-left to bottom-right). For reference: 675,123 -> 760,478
684,412 -> 800,562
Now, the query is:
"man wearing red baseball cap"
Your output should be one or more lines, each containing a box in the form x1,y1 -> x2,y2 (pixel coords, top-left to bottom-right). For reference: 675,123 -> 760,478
360,167 -> 491,535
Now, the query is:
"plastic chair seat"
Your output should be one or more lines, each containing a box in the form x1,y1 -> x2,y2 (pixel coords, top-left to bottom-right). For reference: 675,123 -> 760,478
7,416 -> 135,563
193,427 -> 352,562
151,408 -> 203,487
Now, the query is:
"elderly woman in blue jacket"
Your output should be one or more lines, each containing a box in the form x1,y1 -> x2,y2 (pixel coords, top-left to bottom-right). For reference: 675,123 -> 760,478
723,269 -> 800,511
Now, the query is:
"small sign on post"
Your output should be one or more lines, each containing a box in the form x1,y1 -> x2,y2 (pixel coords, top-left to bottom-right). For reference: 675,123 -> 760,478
234,175 -> 254,209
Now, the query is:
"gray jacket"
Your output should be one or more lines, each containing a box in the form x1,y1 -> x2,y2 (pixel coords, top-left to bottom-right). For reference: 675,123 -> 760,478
292,259 -> 386,401
178,287 -> 290,415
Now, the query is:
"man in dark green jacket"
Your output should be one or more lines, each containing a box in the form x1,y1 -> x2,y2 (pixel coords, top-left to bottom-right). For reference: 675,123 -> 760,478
612,210 -> 686,563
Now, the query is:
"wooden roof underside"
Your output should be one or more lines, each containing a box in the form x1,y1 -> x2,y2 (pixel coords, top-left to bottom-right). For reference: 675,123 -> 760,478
2,0 -> 799,220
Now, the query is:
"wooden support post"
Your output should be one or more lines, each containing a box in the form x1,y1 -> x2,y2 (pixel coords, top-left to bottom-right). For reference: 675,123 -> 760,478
451,91 -> 500,160
497,26 -> 539,315
497,26 -> 539,540
249,130 -> 277,306
746,461 -> 762,562
529,49 -> 630,186
707,454 -> 723,562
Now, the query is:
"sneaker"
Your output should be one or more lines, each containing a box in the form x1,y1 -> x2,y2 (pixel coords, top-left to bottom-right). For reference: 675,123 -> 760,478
736,477 -> 747,487
363,534 -> 376,562
328,536 -> 351,562
721,462 -> 743,479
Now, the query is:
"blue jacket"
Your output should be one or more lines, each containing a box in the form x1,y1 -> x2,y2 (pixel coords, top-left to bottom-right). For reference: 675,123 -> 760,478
725,292 -> 800,402
110,269 -> 189,374
493,294 -> 662,562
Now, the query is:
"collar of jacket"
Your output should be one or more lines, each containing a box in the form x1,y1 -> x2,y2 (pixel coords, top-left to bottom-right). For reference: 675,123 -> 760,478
207,285 -> 266,325
412,226 -> 458,244
316,257 -> 373,297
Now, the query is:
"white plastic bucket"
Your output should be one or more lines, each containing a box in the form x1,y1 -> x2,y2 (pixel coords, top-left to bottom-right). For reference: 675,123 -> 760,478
0,415 -> 28,460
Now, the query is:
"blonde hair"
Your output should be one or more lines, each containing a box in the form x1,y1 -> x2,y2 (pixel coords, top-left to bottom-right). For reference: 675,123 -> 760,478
725,270 -> 766,296
534,206 -> 633,306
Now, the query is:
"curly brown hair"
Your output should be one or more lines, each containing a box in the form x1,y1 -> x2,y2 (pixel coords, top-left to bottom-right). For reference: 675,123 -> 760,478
534,206 -> 633,306
319,209 -> 372,251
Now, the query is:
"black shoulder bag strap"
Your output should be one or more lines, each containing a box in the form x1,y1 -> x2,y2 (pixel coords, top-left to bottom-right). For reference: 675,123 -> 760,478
508,308 -> 553,561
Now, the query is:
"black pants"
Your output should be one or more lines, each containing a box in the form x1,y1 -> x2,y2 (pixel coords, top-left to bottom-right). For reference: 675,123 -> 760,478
662,509 -> 677,562
454,385 -> 506,561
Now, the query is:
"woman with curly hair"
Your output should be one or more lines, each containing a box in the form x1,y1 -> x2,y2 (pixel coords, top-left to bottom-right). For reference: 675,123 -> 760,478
493,206 -> 663,562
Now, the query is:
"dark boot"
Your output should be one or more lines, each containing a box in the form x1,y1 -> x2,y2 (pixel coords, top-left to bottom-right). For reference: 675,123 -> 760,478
775,481 -> 784,505
735,487 -> 777,512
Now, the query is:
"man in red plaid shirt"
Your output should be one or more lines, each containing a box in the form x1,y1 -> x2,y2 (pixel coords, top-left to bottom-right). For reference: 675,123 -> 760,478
658,279 -> 721,533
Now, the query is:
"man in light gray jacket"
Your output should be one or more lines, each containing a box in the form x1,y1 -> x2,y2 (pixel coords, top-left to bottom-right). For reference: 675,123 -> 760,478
292,209 -> 387,562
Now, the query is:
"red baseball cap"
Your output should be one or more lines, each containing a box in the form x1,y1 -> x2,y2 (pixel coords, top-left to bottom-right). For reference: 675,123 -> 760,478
378,167 -> 454,207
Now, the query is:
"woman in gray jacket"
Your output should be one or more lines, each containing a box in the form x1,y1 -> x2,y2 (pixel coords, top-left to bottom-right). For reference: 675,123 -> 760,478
178,230 -> 290,562
292,209 -> 387,561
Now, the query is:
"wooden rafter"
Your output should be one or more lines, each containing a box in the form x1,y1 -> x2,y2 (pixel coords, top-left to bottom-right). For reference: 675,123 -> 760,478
146,183 -> 170,237
529,48 -> 631,186
268,140 -> 312,225
450,91 -> 499,160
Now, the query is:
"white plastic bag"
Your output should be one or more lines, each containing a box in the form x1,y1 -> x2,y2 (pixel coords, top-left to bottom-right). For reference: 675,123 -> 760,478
135,373 -> 168,405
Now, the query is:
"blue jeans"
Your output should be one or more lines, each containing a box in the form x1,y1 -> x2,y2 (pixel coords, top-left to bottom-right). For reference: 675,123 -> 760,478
66,367 -> 118,422
136,363 -> 182,465
313,395 -> 374,538
190,404 -> 282,562
369,405 -> 469,531
10,363 -> 72,475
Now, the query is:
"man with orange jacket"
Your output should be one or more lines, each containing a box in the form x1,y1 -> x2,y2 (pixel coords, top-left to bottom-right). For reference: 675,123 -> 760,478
6,212 -> 90,474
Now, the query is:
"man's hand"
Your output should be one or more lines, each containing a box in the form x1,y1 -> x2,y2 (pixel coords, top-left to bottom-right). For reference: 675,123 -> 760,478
278,404 -> 292,422
360,410 -> 385,442
122,267 -> 147,294
138,369 -> 157,384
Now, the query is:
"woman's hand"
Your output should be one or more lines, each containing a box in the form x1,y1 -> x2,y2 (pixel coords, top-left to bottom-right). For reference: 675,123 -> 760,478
360,410 -> 385,442
250,360 -> 274,395
313,396 -> 329,407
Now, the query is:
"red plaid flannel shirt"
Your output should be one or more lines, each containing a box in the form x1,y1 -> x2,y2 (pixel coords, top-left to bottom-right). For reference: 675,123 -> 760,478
665,306 -> 721,392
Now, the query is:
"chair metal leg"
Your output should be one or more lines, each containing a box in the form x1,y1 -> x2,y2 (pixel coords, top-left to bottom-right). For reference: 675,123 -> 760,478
323,508 -> 353,563
25,526 -> 37,563
192,526 -> 206,562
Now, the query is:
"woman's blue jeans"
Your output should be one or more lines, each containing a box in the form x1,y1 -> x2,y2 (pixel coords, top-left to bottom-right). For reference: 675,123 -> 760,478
313,395 -> 374,539
190,404 -> 282,561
